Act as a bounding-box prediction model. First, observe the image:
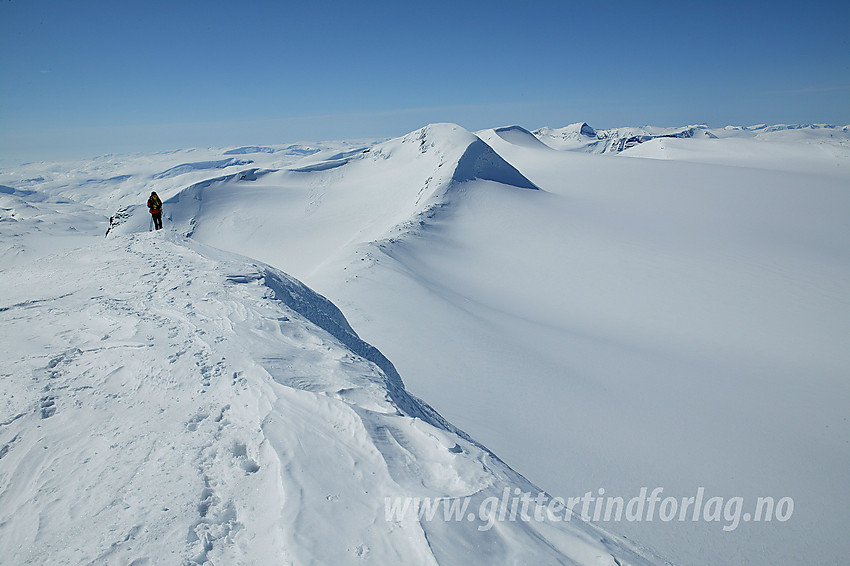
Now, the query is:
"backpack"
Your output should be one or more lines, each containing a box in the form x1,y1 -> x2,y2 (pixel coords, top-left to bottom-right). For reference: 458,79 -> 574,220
148,194 -> 162,212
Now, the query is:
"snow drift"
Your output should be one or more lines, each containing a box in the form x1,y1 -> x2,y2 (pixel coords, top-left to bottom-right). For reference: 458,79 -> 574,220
479,125 -> 553,150
105,123 -> 539,279
153,158 -> 255,179
3,120 -> 849,566
0,131 -> 659,564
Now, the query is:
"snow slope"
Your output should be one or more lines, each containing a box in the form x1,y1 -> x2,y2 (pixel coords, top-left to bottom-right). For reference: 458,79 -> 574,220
620,130 -> 850,178
106,123 -> 538,279
480,126 -> 554,150
357,125 -> 850,566
3,121 -> 849,565
532,123 -> 713,153
1,153 -> 658,563
533,122 -> 849,155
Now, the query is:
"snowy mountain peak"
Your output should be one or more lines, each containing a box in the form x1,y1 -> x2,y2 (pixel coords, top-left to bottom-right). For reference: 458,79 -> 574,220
533,121 -> 850,153
280,123 -> 538,194
533,123 -> 703,153
477,125 -> 553,151
452,137 -> 538,188
356,123 -> 537,190
536,122 -> 597,139
404,122 -> 478,153
5,118 -> 850,565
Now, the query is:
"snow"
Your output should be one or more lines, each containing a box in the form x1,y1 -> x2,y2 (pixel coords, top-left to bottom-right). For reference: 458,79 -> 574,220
379,125 -> 850,565
152,158 -> 255,180
2,120 -> 849,565
223,147 -> 277,156
533,122 -> 601,151
1,132 -> 658,565
480,126 -> 553,150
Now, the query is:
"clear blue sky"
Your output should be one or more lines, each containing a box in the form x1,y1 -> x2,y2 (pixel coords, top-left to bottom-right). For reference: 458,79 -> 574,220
1,0 -> 848,162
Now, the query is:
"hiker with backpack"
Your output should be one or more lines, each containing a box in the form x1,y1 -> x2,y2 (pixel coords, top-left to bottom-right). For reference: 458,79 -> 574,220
147,191 -> 163,230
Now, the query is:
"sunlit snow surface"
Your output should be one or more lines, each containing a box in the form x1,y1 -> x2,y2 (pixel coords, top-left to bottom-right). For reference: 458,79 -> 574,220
2,122 -> 849,565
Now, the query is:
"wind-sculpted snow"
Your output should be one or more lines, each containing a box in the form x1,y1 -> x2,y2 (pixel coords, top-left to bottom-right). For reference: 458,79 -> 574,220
6,120 -> 848,565
152,158 -> 255,179
224,145 -> 323,157
727,122 -> 848,134
0,191 -> 660,564
105,167 -> 275,237
533,122 -> 602,151
533,123 -> 711,153
452,138 -> 538,189
255,268 -> 472,435
223,146 -> 276,155
288,156 -> 353,172
534,121 -> 850,153
0,184 -> 43,202
105,123 -> 540,277
487,125 -> 553,150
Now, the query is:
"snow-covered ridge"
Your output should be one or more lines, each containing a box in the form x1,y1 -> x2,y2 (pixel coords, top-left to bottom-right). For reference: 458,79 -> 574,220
104,167 -> 277,237
477,126 -> 553,151
452,137 -> 538,188
223,146 -> 277,155
152,158 -> 255,179
534,123 -> 717,153
726,122 -> 848,133
3,119 -> 849,565
0,194 -> 659,564
533,121 -> 850,153
356,123 -> 537,189
104,124 -> 539,278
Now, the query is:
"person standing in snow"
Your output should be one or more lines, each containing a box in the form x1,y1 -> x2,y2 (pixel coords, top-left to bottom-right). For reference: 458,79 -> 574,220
147,191 -> 163,230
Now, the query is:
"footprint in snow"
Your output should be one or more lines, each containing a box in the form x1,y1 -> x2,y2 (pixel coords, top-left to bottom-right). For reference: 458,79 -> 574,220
352,544 -> 370,558
40,396 -> 56,419
186,412 -> 208,432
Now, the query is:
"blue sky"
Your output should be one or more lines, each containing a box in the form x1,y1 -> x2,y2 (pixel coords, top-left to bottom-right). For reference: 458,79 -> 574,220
1,0 -> 848,162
